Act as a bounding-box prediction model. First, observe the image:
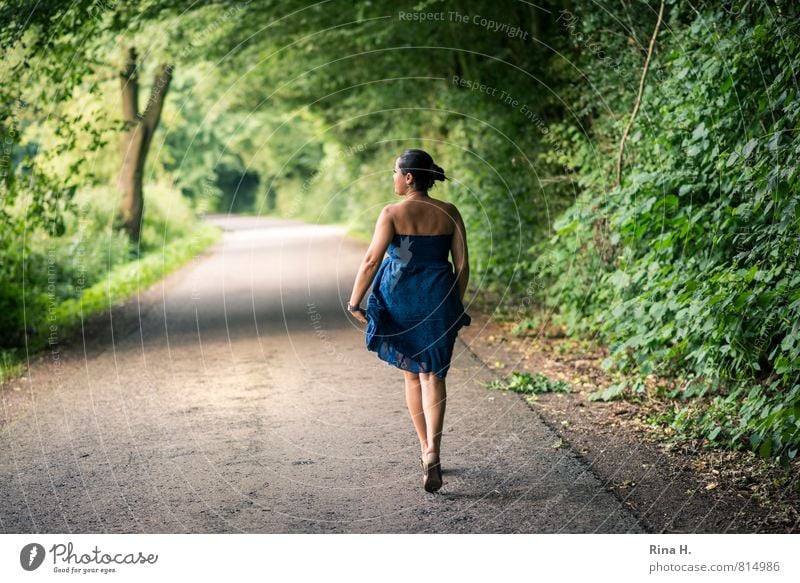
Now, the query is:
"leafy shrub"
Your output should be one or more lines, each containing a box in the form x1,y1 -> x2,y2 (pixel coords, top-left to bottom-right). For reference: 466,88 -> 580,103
488,370 -> 571,394
530,3 -> 800,464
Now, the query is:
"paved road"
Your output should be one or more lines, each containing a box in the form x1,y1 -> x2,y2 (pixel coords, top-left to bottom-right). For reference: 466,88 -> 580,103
0,215 -> 645,533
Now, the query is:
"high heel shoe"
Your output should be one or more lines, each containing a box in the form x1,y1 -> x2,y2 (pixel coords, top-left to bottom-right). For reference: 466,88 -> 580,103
421,452 -> 442,493
420,454 -> 442,473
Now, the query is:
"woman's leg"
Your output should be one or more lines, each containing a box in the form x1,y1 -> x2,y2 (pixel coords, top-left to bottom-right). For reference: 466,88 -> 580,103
419,371 -> 446,455
403,371 -> 428,455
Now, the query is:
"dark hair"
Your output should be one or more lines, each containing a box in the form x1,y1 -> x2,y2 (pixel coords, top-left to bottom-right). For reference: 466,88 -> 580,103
397,149 -> 446,191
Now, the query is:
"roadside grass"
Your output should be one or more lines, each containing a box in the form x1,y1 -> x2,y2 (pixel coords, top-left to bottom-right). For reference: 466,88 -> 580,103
0,220 -> 222,384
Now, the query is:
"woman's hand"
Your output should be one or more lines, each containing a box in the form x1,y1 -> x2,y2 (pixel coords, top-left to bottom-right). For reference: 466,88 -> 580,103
350,308 -> 368,324
348,301 -> 368,324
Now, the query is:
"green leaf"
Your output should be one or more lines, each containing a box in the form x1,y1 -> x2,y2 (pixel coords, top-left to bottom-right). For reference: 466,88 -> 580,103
692,122 -> 708,140
742,138 -> 758,159
610,270 -> 631,289
759,436 -> 772,458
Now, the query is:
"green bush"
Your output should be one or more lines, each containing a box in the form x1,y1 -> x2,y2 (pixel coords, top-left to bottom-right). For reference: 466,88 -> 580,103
0,181 -> 215,350
530,4 -> 800,464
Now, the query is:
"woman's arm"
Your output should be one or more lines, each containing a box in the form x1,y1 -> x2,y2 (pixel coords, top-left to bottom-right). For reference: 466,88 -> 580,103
349,206 -> 395,309
450,206 -> 470,303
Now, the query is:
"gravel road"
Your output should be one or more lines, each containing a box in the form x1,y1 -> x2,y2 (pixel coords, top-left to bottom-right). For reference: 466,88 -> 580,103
0,215 -> 645,533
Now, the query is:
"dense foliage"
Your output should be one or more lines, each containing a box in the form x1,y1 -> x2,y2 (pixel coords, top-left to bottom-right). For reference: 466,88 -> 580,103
530,1 -> 799,465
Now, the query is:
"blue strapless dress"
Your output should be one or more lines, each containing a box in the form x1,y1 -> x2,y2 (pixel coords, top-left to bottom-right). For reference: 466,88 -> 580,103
365,233 -> 471,378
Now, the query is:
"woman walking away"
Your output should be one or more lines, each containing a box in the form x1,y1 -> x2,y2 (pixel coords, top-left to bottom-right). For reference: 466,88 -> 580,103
347,148 -> 471,493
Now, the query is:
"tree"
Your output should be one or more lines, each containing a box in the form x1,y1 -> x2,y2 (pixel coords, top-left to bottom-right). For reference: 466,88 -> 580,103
116,47 -> 173,242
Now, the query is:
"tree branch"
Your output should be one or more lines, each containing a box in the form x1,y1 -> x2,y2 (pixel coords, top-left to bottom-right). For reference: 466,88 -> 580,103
141,63 -> 174,154
120,47 -> 139,127
614,0 -> 665,187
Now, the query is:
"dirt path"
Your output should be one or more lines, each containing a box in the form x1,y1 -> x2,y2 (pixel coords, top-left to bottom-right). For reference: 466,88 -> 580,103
458,308 -> 799,533
0,216 -> 645,533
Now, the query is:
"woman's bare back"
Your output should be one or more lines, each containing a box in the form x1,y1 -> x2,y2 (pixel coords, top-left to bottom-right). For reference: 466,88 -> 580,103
391,198 -> 457,235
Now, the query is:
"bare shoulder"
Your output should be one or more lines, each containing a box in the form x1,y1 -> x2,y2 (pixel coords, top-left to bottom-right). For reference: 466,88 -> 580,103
378,204 -> 397,228
380,204 -> 398,217
384,202 -> 404,215
446,201 -> 464,222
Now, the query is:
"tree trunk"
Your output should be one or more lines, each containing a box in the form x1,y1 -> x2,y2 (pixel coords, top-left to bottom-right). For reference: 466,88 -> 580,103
116,47 -> 173,243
